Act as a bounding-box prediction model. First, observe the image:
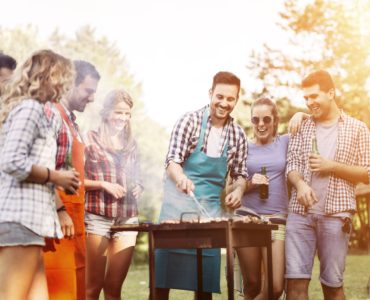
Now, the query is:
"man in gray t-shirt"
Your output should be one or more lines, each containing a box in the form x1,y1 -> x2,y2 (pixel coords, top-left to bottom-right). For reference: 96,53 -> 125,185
309,123 -> 337,214
286,70 -> 370,300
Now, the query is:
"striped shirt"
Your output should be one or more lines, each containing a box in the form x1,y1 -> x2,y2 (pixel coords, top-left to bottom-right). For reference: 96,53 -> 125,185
286,111 -> 370,215
0,99 -> 63,238
165,105 -> 248,180
84,130 -> 142,218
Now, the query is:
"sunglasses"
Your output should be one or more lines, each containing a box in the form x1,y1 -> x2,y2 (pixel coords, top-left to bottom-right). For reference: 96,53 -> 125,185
251,116 -> 272,125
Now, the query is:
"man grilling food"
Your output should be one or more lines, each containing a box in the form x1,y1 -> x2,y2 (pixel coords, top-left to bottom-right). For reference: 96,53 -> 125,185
155,71 -> 248,300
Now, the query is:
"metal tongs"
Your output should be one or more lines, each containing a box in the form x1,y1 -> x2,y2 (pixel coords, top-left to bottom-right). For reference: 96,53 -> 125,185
189,191 -> 212,218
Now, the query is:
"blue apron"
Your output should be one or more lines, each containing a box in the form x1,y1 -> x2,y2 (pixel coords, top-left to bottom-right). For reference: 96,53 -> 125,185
155,109 -> 228,293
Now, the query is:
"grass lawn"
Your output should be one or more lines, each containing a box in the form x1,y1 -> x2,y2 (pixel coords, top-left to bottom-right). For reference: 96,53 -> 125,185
101,254 -> 369,299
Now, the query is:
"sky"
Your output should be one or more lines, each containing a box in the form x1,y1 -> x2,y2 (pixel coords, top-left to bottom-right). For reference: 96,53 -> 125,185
2,0 -> 288,130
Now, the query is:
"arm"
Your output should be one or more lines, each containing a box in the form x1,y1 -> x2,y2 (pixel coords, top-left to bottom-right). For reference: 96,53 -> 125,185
226,174 -> 253,194
84,179 -> 104,190
224,128 -> 248,208
83,138 -> 126,199
84,178 -> 126,200
309,125 -> 370,184
167,161 -> 194,194
225,176 -> 246,209
25,165 -> 80,193
55,192 -> 74,238
286,127 -> 317,207
0,101 -> 45,181
309,155 -> 369,184
288,170 -> 318,207
0,101 -> 79,192
288,112 -> 310,135
165,112 -> 197,194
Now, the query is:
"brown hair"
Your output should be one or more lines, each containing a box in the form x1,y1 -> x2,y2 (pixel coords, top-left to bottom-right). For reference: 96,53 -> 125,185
302,70 -> 335,94
211,71 -> 241,96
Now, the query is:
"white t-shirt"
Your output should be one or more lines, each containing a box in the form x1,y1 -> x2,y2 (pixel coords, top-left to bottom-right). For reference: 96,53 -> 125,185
206,126 -> 224,158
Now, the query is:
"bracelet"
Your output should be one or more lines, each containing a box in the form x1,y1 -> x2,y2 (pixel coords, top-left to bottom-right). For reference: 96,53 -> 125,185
44,167 -> 50,184
57,205 -> 66,213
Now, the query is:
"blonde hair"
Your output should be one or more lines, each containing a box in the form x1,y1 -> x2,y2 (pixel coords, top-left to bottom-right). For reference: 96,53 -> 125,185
99,89 -> 136,154
0,49 -> 74,126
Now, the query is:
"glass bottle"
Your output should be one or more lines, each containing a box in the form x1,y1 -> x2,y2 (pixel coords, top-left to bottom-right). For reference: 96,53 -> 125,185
65,152 -> 74,195
259,166 -> 269,200
311,136 -> 320,155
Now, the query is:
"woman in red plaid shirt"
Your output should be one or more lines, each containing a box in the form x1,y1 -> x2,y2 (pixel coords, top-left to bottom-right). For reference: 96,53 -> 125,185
84,89 -> 143,300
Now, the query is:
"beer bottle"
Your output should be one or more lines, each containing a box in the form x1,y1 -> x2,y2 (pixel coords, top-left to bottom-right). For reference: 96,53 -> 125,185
311,136 -> 319,155
65,152 -> 74,195
65,152 -> 73,169
259,166 -> 269,200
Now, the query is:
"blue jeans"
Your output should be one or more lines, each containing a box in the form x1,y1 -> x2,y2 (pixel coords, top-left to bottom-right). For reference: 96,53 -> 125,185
285,213 -> 351,288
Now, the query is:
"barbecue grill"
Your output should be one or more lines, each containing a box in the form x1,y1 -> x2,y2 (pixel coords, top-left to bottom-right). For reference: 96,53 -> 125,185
112,218 -> 278,300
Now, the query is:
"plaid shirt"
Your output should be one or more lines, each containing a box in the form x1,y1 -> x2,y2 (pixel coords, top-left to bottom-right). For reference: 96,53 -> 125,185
0,99 -> 63,238
286,111 -> 370,215
84,130 -> 142,218
44,102 -> 71,170
165,105 -> 248,180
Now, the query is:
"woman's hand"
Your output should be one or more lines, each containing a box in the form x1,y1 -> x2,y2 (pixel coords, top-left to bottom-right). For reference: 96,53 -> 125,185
58,210 -> 74,239
288,112 -> 310,135
51,169 -> 80,194
101,181 -> 126,199
251,173 -> 269,186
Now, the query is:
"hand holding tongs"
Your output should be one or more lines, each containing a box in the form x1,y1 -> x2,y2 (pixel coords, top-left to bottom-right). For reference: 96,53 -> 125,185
189,191 -> 211,218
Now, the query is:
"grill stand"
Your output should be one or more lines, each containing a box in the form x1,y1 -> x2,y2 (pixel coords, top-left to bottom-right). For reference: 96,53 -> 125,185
113,221 -> 277,300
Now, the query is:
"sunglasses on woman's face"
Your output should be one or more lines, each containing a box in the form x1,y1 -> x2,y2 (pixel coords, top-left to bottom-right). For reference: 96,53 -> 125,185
251,116 -> 272,125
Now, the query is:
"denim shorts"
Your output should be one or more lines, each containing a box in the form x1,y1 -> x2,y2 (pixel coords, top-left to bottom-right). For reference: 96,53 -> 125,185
285,213 -> 351,287
85,212 -> 138,239
0,222 -> 45,247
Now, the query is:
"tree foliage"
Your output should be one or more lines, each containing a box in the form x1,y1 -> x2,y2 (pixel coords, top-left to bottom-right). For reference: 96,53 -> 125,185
241,0 -> 370,129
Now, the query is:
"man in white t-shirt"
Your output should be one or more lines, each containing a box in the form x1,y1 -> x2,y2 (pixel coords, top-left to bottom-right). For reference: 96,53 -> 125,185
155,71 -> 248,300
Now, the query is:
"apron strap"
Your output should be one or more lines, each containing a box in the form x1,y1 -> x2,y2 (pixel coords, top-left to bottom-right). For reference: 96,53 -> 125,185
55,103 -> 79,140
194,108 -> 209,152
